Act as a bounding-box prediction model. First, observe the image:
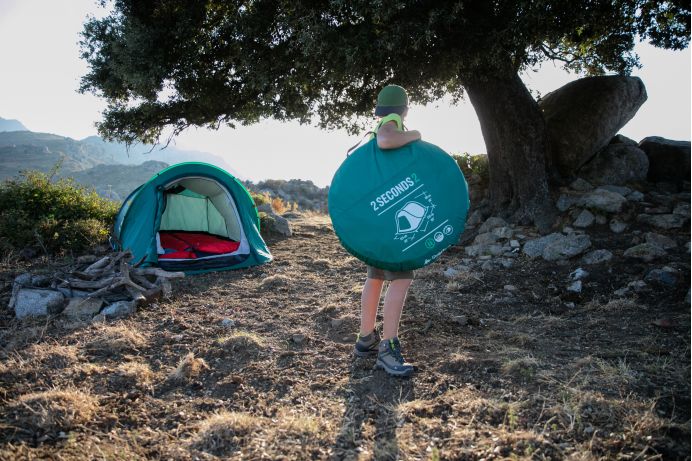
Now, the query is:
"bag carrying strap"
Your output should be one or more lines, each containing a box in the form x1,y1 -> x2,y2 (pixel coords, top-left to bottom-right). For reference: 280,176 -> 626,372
346,131 -> 375,156
345,114 -> 407,156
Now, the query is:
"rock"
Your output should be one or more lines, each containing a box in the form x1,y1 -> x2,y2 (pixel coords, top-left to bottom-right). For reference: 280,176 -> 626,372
522,233 -> 565,259
264,213 -> 293,237
443,267 -> 460,278
627,280 -> 647,292
645,232 -> 677,250
453,315 -> 468,326
597,185 -> 632,196
473,232 -> 500,245
594,214 -> 607,225
101,300 -> 135,319
583,189 -> 628,213
14,289 -> 65,319
627,190 -> 644,202
478,217 -> 508,234
579,144 -> 649,186
8,273 -> 33,309
62,298 -> 103,318
614,287 -> 630,297
623,243 -> 666,262
257,203 -> 274,214
31,275 -> 52,287
570,178 -> 594,191
291,333 -> 306,345
582,249 -> 613,265
563,225 -> 575,234
610,134 -> 639,146
567,281 -> 583,293
569,268 -> 589,281
556,193 -> 580,212
504,285 -> 518,292
330,318 -> 344,328
510,240 -> 520,248
541,76 -> 647,176
498,258 -> 514,269
92,313 -> 106,324
673,202 -> 691,218
221,318 -> 235,328
639,136 -> 691,184
644,269 -> 677,287
542,234 -> 592,261
491,226 -> 514,240
464,244 -> 503,257
573,209 -> 595,228
636,213 -> 686,230
556,189 -> 627,213
480,260 -> 497,271
466,210 -> 484,227
609,218 -> 627,233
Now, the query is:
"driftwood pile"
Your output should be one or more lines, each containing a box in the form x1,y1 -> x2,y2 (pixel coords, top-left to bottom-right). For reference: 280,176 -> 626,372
8,251 -> 185,320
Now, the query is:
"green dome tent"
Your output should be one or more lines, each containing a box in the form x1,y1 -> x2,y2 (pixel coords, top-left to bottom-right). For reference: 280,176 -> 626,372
112,162 -> 271,274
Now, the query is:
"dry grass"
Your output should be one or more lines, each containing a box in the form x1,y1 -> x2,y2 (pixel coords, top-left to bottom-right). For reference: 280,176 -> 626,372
85,323 -> 147,355
113,360 -> 156,389
501,356 -> 540,380
24,343 -> 79,369
192,411 -> 260,457
170,352 -> 209,382
217,330 -> 266,351
274,412 -> 327,442
260,274 -> 289,289
8,388 -> 98,433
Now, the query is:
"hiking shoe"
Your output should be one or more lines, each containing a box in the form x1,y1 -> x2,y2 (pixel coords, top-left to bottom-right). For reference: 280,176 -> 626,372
354,330 -> 381,357
376,337 -> 414,377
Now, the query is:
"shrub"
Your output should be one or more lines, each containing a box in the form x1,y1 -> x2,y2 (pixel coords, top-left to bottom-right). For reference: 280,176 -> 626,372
452,152 -> 489,182
0,170 -> 119,254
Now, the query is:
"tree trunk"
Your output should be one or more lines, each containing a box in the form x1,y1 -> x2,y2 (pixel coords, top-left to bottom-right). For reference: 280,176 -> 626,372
465,72 -> 556,232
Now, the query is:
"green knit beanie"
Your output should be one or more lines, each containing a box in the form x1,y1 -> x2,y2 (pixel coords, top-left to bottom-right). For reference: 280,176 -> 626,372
375,85 -> 408,116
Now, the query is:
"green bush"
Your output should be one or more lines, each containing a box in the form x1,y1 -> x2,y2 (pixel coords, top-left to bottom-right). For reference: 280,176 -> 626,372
0,171 -> 119,254
452,152 -> 489,182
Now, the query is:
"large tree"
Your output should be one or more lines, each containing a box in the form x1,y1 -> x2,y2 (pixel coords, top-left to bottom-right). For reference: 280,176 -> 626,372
80,0 -> 690,229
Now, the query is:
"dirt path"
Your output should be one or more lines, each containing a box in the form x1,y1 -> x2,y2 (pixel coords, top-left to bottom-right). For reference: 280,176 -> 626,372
1,214 -> 689,460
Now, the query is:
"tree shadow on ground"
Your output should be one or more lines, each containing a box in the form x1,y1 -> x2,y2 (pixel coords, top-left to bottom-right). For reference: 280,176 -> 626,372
332,359 -> 415,460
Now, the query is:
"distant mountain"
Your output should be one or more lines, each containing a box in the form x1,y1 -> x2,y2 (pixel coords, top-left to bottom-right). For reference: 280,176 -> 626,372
0,131 -> 107,179
80,136 -> 243,178
68,160 -> 169,201
0,117 -> 27,132
0,127 -> 243,183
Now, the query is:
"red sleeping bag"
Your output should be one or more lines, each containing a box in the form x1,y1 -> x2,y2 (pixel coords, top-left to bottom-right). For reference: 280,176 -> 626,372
158,232 -> 240,259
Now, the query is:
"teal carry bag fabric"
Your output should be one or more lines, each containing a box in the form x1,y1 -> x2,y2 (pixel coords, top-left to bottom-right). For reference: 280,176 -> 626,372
329,139 -> 469,271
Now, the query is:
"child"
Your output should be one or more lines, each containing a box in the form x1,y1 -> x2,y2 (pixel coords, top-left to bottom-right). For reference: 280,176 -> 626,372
354,85 -> 421,377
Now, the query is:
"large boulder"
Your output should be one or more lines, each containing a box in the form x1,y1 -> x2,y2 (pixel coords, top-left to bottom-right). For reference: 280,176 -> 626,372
578,142 -> 649,186
639,136 -> 691,184
540,76 -> 647,177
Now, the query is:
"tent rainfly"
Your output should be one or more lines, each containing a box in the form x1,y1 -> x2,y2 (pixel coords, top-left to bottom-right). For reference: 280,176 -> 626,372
112,162 -> 272,274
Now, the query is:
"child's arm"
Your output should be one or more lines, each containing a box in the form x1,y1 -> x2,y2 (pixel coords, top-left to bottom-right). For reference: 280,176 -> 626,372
376,121 -> 421,149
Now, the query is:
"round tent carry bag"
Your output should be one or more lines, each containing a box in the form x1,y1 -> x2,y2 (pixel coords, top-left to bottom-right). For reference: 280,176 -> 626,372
329,139 -> 469,271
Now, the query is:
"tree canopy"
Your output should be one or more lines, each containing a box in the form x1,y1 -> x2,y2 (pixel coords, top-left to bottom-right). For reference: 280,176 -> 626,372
80,0 -> 690,144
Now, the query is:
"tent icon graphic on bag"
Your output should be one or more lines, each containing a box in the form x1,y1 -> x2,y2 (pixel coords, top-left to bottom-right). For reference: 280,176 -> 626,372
395,201 -> 429,234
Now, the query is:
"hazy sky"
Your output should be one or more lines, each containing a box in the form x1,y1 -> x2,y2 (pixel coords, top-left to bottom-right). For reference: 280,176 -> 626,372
1,0 -> 689,186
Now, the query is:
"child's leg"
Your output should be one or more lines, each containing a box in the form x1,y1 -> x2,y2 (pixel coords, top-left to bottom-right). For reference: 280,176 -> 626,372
382,278 -> 412,339
360,277 -> 384,336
